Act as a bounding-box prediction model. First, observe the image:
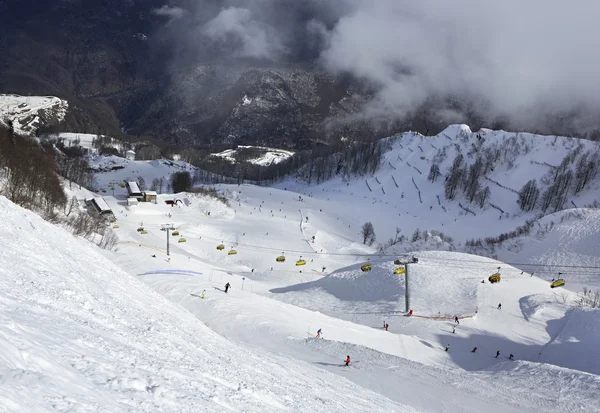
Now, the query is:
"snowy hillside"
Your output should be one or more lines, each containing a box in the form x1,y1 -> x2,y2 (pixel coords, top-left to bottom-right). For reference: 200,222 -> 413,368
5,122 -> 600,412
0,94 -> 68,135
277,125 -> 600,265
38,132 -> 124,155
0,196 -> 411,413
211,145 -> 294,166
53,176 -> 599,412
87,156 -> 197,191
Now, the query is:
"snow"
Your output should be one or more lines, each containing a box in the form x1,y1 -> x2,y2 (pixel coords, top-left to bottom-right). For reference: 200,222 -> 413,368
0,94 -> 68,135
3,123 -> 600,412
0,196 -> 408,412
211,145 -> 294,166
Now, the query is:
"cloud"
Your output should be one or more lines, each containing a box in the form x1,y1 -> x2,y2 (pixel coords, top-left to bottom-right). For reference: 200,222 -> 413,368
318,0 -> 600,129
152,5 -> 187,20
202,7 -> 285,60
164,0 -> 600,132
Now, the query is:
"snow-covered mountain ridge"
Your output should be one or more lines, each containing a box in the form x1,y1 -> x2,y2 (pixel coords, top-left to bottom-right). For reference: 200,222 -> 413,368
0,94 -> 68,135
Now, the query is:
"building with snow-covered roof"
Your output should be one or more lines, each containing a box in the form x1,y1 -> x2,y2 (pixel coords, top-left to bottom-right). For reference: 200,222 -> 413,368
126,181 -> 143,199
125,150 -> 135,160
87,197 -> 112,216
143,191 -> 158,204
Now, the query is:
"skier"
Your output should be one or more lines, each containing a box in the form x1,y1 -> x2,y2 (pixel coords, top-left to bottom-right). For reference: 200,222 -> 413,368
497,303 -> 502,310
452,326 -> 456,334
383,320 -> 386,328
495,350 -> 500,358
385,323 -> 389,331
454,316 -> 460,324
201,290 -> 206,299
224,282 -> 231,293
481,279 -> 485,283
316,328 -> 322,338
471,347 -> 477,353
445,344 -> 450,352
345,355 -> 351,366
509,354 -> 514,360
322,266 -> 326,272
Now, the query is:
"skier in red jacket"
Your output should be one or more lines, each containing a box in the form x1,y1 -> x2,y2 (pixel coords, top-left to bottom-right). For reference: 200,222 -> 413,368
345,355 -> 351,366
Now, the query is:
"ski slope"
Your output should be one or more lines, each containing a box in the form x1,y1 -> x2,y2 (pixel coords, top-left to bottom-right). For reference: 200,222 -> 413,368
5,122 -> 600,412
0,196 -> 410,413
77,176 -> 600,412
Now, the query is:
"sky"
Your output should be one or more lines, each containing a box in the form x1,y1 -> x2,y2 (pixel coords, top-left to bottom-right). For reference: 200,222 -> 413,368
153,0 -> 600,132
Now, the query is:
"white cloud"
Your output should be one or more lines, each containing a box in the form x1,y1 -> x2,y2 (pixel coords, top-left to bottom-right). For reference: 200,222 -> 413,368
203,7 -> 284,60
318,0 -> 600,127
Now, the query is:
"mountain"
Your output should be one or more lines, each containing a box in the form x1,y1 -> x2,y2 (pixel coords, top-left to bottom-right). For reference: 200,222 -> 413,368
6,1 -> 594,148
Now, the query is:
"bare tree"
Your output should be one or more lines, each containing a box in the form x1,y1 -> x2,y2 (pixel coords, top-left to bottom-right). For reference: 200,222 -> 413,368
361,222 -> 376,246
137,176 -> 147,191
517,179 -> 539,211
428,163 -> 441,183
576,287 -> 600,308
444,154 -> 464,200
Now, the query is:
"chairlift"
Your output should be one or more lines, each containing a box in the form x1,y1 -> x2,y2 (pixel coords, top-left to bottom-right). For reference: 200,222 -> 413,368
296,256 -> 306,266
361,263 -> 372,272
228,249 -> 238,255
276,253 -> 286,263
172,231 -> 180,236
140,230 -> 148,235
551,279 -> 565,288
217,244 -> 225,250
178,238 -> 186,243
394,267 -> 405,275
488,273 -> 501,283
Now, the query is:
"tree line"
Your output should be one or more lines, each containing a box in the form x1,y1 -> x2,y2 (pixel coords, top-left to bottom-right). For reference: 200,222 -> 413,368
0,123 -> 66,218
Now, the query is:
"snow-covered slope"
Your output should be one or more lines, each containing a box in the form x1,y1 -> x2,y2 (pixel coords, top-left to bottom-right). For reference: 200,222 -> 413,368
87,156 -> 197,192
0,196 -> 409,413
66,178 -> 600,412
279,125 -> 600,250
211,145 -> 294,166
496,208 -> 600,289
0,94 -> 68,135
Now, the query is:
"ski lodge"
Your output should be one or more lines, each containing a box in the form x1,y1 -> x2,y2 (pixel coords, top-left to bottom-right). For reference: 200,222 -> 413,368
87,197 -> 113,216
125,181 -> 158,204
126,181 -> 143,198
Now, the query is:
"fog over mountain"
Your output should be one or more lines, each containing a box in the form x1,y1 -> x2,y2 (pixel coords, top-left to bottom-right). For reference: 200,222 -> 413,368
1,0 -> 599,145
161,0 -> 600,132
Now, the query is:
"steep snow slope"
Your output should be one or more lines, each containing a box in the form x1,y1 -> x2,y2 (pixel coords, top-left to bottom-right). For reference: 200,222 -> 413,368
0,196 -> 410,413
